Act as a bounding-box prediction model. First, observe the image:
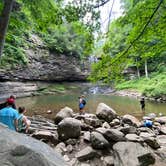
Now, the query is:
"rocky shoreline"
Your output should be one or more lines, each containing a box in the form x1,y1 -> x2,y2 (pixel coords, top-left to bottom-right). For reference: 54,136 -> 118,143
27,103 -> 166,166
114,89 -> 166,103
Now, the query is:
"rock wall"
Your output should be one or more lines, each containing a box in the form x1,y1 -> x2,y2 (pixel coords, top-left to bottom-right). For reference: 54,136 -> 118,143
0,35 -> 89,82
0,81 -> 38,99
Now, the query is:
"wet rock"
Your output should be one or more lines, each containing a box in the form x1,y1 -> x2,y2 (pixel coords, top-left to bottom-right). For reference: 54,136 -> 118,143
57,118 -> 81,141
113,142 -> 155,166
122,114 -> 141,127
96,103 -> 117,122
90,131 -> 109,149
75,146 -> 98,161
54,107 -> 74,124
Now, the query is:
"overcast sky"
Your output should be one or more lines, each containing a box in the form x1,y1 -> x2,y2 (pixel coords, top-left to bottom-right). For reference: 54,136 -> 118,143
100,0 -> 123,32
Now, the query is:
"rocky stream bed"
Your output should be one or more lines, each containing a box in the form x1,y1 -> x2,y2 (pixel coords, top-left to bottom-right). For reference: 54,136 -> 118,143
23,103 -> 166,166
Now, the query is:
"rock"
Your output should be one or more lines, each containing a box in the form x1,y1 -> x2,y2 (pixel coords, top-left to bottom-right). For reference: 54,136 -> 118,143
57,118 -> 81,141
0,47 -> 88,82
122,114 -> 141,127
155,147 -> 166,162
110,118 -> 120,127
31,130 -> 59,145
91,131 -> 109,149
102,122 -> 110,129
75,146 -> 98,161
144,137 -> 160,149
95,127 -> 107,135
83,131 -> 91,142
0,124 -> 67,166
125,134 -> 143,142
65,138 -> 78,145
96,103 -> 117,122
54,142 -> 66,155
113,142 -> 155,166
84,117 -> 102,128
120,126 -> 137,135
0,82 -> 38,99
137,127 -> 155,135
103,156 -> 114,166
54,107 -> 74,124
157,135 -> 166,147
66,144 -> 73,153
160,126 -> 166,135
103,129 -> 125,142
63,155 -> 70,162
139,132 -> 155,138
155,116 -> 166,124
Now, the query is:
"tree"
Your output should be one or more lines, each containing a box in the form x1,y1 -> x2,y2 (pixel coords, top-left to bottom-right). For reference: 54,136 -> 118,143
0,0 -> 14,57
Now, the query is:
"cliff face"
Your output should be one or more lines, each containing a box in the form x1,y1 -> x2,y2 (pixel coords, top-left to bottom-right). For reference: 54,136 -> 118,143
0,35 -> 89,82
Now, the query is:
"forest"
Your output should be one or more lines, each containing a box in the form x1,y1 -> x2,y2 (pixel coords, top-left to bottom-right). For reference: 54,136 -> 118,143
0,0 -> 166,98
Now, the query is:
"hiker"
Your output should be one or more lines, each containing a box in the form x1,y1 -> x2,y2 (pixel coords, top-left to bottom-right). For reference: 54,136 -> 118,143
78,95 -> 86,115
17,106 -> 31,133
0,98 -> 19,131
140,97 -> 145,112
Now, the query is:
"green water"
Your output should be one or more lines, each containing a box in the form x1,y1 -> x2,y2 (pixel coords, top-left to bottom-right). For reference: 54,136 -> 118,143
16,94 -> 166,119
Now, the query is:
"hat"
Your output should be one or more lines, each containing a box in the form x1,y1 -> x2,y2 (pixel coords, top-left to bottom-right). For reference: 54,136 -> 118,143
7,98 -> 15,104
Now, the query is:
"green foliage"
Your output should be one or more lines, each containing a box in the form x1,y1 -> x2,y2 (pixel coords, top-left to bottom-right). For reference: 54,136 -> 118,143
116,70 -> 166,98
42,22 -> 93,58
90,0 -> 166,84
0,0 -> 99,67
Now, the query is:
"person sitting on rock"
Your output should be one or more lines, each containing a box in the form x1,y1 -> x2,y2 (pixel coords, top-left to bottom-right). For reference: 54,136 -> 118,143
0,98 -> 19,131
17,106 -> 31,133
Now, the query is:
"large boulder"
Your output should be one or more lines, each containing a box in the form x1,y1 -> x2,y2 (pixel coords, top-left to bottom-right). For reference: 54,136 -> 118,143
54,107 -> 74,124
90,131 -> 109,149
122,114 -> 141,127
96,103 -> 117,122
0,123 -> 67,166
57,118 -> 81,141
113,142 -> 155,166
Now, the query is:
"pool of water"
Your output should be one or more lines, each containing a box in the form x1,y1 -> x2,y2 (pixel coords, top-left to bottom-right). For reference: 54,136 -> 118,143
16,94 -> 166,120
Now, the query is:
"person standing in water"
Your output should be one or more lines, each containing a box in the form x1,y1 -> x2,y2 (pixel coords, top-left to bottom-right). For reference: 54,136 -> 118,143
140,97 -> 145,112
78,95 -> 86,115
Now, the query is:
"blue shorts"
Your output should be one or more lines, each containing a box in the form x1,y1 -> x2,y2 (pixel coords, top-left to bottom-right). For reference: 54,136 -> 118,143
79,103 -> 84,109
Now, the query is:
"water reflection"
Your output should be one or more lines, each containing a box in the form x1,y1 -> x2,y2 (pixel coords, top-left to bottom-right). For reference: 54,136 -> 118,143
16,94 -> 166,120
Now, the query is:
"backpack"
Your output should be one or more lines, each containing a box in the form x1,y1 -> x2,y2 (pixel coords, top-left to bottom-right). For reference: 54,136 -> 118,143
82,99 -> 86,105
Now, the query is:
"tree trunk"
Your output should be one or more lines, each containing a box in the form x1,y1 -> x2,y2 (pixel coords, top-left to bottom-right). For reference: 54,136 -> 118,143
145,59 -> 148,78
0,0 -> 14,57
136,58 -> 140,78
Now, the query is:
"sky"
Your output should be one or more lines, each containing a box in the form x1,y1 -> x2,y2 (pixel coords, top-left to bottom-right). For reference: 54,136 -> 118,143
65,0 -> 123,32
99,0 -> 123,32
